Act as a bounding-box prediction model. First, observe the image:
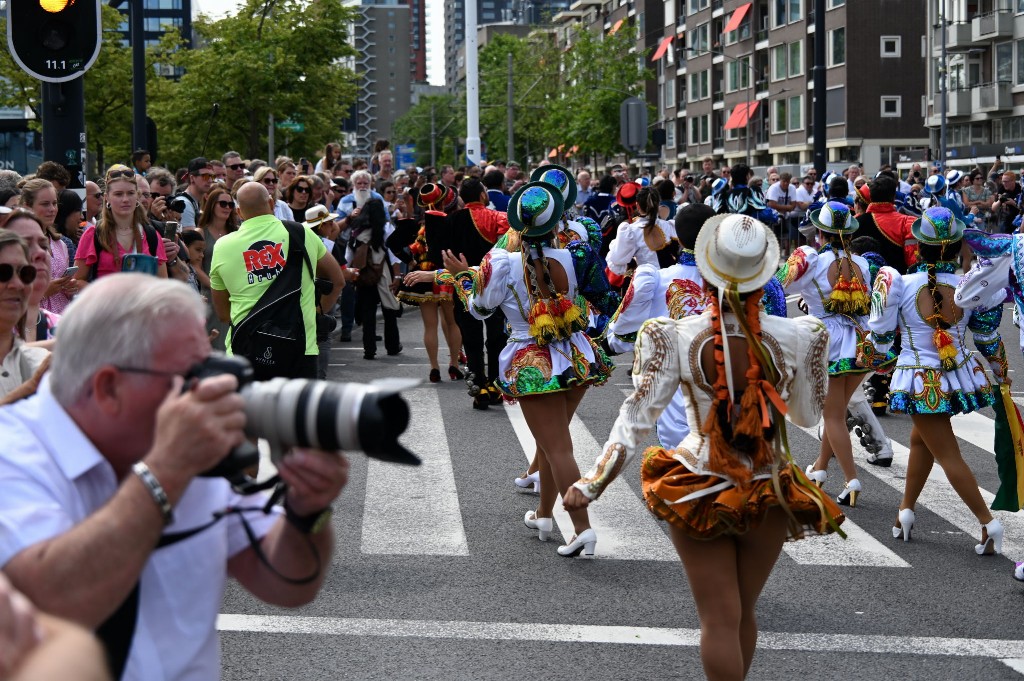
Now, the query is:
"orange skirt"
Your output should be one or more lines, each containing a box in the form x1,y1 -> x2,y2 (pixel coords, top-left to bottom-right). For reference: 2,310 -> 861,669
641,447 -> 846,541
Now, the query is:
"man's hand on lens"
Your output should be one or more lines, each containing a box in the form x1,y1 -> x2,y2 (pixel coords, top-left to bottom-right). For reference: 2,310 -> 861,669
150,196 -> 167,220
277,449 -> 350,517
148,375 -> 247,482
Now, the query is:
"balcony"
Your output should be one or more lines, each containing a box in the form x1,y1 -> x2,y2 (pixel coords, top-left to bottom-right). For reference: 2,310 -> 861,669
569,0 -> 602,10
945,88 -> 972,117
932,22 -> 973,51
971,81 -> 1012,112
971,11 -> 1014,42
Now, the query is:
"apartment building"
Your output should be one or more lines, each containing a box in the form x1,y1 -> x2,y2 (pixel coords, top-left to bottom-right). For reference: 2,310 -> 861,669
554,0 -> 928,172
344,0 -> 412,155
924,0 -> 1024,169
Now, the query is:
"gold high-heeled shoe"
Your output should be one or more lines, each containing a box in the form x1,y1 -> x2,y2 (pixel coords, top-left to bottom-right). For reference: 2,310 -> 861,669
836,479 -> 862,507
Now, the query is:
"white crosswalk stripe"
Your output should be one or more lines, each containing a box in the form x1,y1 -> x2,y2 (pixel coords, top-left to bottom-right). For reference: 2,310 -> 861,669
504,400 -> 679,561
360,387 -> 469,556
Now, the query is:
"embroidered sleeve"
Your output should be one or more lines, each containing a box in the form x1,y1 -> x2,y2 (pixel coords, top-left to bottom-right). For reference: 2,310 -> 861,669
787,315 -> 829,427
575,216 -> 604,250
573,318 -> 680,501
868,266 -> 902,353
606,264 -> 657,354
465,249 -> 510,320
760,277 -> 788,318
968,306 -> 1009,384
775,245 -> 816,289
604,222 -> 635,277
568,241 -> 620,318
954,233 -> 1013,311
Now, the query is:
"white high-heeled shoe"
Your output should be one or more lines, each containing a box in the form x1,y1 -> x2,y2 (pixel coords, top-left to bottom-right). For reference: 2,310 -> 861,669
836,479 -> 862,507
892,508 -> 915,542
1014,561 -> 1024,582
975,518 -> 1004,555
557,528 -> 597,558
804,464 -> 827,488
514,471 -> 540,495
523,511 -> 552,541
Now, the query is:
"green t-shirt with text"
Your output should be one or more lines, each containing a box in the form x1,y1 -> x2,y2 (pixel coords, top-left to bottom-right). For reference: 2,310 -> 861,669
209,213 -> 327,355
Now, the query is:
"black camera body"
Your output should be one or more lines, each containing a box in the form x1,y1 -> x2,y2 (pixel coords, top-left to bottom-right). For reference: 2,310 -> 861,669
168,193 -> 191,214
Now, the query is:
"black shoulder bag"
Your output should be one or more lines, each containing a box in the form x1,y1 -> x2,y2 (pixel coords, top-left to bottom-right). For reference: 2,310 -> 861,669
229,220 -> 313,381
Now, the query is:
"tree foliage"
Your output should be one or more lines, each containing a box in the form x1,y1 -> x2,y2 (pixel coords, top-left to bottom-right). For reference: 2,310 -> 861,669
391,94 -> 466,168
151,0 -> 359,169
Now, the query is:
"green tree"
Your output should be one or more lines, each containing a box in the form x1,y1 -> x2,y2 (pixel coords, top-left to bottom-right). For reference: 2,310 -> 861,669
391,94 -> 465,168
477,32 -> 560,165
548,30 -> 653,159
150,0 -> 359,169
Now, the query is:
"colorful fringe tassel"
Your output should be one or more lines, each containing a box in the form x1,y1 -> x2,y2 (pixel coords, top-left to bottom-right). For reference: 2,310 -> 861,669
528,295 -> 586,346
933,328 -> 958,371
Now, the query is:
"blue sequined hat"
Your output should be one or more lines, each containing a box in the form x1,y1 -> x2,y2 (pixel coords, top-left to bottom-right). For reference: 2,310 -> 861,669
507,181 -> 565,239
912,206 -> 965,245
530,163 -> 576,209
809,200 -> 860,235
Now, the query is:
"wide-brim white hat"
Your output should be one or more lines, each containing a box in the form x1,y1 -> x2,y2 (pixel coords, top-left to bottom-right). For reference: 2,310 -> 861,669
695,213 -> 780,294
302,204 -> 338,229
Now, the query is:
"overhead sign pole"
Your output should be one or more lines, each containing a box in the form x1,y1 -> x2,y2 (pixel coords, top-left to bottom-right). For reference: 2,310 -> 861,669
464,0 -> 482,166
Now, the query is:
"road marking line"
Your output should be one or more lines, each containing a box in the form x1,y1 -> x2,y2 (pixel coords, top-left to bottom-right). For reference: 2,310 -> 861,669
1001,659 -> 1024,675
360,387 -> 469,556
216,614 -> 1024,659
952,410 -> 1000,454
793,422 -> 1024,558
504,401 -> 678,561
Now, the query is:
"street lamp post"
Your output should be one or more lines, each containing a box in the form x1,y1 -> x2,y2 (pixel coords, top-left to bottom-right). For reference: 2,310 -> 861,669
682,46 -> 756,165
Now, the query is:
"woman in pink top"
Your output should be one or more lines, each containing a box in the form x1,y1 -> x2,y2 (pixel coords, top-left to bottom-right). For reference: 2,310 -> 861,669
73,165 -> 167,282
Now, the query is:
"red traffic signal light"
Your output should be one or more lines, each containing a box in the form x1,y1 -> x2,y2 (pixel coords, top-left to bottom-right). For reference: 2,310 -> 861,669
6,0 -> 100,83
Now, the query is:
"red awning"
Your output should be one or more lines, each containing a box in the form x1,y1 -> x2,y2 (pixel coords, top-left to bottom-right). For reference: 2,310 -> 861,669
724,100 -> 759,130
651,35 -> 674,62
608,18 -> 624,35
722,2 -> 751,34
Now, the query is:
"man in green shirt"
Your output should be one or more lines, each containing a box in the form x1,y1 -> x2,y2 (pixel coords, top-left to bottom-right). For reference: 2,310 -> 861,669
210,182 -> 345,378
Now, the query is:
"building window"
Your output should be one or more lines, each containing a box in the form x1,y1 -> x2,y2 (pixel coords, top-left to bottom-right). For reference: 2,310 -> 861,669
665,77 -> 676,108
689,22 -> 710,54
726,56 -> 751,92
880,96 -> 901,117
787,94 -> 803,130
771,44 -> 786,81
666,121 -> 676,148
1018,39 -> 1024,85
772,95 -> 803,133
772,98 -> 787,134
881,35 -> 900,58
996,42 -> 1013,83
826,85 -> 845,125
788,40 -> 802,76
828,0 -> 844,7
689,69 -> 710,101
688,0 -> 709,15
772,0 -> 802,28
690,114 -> 710,144
828,27 -> 845,67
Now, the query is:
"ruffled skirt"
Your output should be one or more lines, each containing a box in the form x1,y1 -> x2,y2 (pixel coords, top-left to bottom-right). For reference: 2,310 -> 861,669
823,315 -> 870,376
641,447 -> 845,541
888,356 -> 994,415
397,280 -> 454,306
495,332 -> 614,400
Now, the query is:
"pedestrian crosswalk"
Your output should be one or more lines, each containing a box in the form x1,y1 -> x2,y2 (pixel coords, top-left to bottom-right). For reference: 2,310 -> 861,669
359,382 -> 1022,569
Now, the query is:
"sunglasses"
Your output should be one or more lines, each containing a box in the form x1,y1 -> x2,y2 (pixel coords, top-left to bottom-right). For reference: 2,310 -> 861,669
140,192 -> 152,199
262,177 -> 279,185
0,263 -> 37,285
90,192 -> 104,199
804,181 -> 814,185
216,200 -> 234,209
294,186 -> 310,194
227,163 -> 246,171
196,173 -> 215,180
106,169 -> 136,181
384,189 -> 397,195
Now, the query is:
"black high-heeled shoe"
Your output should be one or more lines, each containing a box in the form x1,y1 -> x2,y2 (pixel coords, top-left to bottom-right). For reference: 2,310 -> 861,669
471,393 -> 490,410
448,365 -> 464,381
429,368 -> 442,383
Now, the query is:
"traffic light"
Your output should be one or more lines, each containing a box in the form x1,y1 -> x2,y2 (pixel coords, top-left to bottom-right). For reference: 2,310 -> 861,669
6,0 -> 102,83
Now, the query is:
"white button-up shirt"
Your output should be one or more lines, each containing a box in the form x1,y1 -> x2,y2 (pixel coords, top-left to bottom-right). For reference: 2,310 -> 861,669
0,378 -> 279,681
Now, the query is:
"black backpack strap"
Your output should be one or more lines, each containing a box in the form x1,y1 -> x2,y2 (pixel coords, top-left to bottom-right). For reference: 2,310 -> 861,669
96,583 -> 140,680
142,223 -> 159,257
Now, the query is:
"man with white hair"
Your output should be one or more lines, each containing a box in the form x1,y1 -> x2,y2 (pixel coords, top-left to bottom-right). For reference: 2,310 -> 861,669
0,274 -> 351,680
576,170 -> 593,207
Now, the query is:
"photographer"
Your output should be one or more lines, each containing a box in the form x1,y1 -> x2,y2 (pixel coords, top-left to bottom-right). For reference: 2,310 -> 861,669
177,158 -> 215,229
993,171 -> 1022,234
0,274 -> 350,680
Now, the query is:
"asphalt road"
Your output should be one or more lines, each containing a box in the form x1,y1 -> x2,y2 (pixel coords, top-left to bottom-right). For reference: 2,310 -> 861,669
220,302 -> 1024,680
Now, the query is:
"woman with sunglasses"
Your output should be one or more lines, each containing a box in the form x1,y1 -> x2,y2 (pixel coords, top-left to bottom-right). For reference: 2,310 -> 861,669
0,229 -> 48,399
4,210 -> 59,344
19,179 -> 78,315
284,176 -> 313,222
963,172 -> 994,233
72,165 -> 168,283
253,166 -> 292,222
197,187 -> 238,349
